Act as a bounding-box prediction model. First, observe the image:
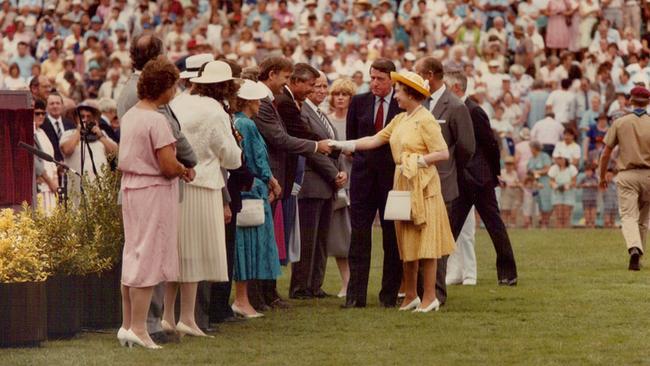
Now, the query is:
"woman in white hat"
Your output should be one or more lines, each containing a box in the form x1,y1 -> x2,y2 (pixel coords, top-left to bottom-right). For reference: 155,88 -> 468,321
229,78 -> 282,318
161,60 -> 243,336
329,71 -> 454,313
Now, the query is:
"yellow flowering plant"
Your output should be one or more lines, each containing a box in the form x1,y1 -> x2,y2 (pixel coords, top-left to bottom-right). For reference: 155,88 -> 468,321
0,208 -> 50,283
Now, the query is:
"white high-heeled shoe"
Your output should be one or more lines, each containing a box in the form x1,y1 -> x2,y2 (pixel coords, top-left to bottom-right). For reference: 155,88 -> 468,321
176,321 -> 214,338
231,303 -> 264,319
161,319 -> 175,333
413,299 -> 440,313
117,327 -> 129,347
398,297 -> 421,311
124,329 -> 162,349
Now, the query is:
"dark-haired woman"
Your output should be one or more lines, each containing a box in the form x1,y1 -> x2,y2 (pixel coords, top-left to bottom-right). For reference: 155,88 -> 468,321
162,60 -> 242,337
330,71 -> 454,313
118,56 -> 189,349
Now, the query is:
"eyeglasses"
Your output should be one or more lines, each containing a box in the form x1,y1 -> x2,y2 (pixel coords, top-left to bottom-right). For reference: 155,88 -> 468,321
34,111 -> 46,116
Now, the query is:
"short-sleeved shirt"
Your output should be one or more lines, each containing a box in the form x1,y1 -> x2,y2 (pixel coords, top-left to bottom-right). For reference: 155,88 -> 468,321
603,111 -> 650,170
548,164 -> 578,186
118,107 -> 177,189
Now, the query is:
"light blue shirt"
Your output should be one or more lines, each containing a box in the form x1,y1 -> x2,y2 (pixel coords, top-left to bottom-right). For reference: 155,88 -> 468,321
246,11 -> 272,32
11,55 -> 36,79
336,31 -> 360,47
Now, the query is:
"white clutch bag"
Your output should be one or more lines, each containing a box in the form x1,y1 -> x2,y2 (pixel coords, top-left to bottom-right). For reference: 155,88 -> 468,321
236,199 -> 265,227
333,189 -> 350,210
383,190 -> 412,221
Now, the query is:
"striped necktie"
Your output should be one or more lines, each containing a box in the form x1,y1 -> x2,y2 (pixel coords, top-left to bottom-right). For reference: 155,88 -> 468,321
317,109 -> 335,139
53,118 -> 62,138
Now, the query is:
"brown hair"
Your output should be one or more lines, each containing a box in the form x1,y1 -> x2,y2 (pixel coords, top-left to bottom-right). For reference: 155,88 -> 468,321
370,58 -> 396,75
417,56 -> 444,80
258,56 -> 293,81
137,56 -> 179,100
191,80 -> 240,113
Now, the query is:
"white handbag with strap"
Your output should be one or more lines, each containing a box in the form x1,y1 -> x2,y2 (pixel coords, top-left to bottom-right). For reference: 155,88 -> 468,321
383,190 -> 412,221
236,199 -> 265,227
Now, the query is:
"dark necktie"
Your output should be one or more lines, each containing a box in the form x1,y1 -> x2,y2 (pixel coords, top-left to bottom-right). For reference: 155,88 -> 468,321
54,118 -> 62,138
375,97 -> 384,132
317,109 -> 335,139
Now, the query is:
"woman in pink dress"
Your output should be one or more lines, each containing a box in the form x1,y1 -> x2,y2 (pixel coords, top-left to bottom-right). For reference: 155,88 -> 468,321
117,56 -> 189,349
546,0 -> 571,55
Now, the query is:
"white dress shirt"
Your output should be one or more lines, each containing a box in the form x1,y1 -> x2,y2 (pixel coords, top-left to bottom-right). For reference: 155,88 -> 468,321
428,84 -> 446,113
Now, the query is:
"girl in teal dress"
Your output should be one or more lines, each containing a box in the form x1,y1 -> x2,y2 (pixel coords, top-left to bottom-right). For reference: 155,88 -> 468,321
527,141 -> 553,228
231,81 -> 282,318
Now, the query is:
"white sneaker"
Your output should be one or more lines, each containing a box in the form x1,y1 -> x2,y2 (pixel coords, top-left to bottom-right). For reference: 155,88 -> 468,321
462,278 -> 477,286
445,278 -> 463,286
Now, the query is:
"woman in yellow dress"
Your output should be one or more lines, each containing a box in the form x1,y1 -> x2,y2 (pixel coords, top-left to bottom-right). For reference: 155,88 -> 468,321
329,71 -> 455,313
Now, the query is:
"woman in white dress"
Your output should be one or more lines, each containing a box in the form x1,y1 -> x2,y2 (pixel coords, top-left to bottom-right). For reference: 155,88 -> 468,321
33,99 -> 58,213
162,61 -> 242,337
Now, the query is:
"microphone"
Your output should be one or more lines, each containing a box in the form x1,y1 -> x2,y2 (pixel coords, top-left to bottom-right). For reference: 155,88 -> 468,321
19,141 -> 55,162
18,141 -> 81,176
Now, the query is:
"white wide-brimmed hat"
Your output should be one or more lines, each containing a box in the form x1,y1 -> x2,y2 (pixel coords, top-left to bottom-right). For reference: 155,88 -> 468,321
190,60 -> 234,84
180,53 -> 214,79
238,80 -> 267,100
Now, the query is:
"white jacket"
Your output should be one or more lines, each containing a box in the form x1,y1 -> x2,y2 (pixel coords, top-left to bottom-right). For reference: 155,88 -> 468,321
170,92 -> 242,190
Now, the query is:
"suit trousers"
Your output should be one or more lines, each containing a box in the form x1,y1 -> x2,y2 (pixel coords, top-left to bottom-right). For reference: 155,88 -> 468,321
432,199 -> 461,305
347,184 -> 402,306
616,169 -> 650,253
208,215 -> 237,323
290,198 -> 332,296
146,284 -> 165,334
446,206 -> 477,284
452,183 -> 518,282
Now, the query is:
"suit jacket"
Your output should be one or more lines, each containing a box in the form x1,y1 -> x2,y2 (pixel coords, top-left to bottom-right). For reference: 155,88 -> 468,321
41,115 -> 75,162
116,73 -> 198,168
346,91 -> 402,201
253,96 -> 318,199
463,97 -> 500,188
423,88 -> 475,203
299,101 -> 340,200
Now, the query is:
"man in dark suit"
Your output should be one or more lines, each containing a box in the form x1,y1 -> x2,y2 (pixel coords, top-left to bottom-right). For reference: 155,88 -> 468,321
41,93 -> 75,162
252,57 -> 332,309
415,57 -> 475,305
446,71 -> 518,285
343,58 -> 403,309
290,71 -> 347,299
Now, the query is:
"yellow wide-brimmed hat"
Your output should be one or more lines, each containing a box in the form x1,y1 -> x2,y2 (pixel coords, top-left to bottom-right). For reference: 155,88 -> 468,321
390,71 -> 431,98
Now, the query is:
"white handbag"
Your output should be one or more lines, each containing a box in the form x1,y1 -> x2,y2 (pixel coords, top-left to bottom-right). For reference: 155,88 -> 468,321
383,190 -> 412,221
333,189 -> 350,210
236,199 -> 265,227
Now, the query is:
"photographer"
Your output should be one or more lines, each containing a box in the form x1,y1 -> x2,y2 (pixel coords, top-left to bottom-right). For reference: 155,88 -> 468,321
60,101 -> 118,193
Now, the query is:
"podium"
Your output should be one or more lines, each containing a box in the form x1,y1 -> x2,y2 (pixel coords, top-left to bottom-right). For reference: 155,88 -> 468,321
0,91 -> 34,209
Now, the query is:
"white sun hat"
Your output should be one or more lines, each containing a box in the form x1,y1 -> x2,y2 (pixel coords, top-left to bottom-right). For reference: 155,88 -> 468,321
238,80 -> 268,100
180,53 -> 214,79
190,60 -> 234,84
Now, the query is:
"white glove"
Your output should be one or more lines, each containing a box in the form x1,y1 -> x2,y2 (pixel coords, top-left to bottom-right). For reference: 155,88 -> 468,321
291,182 -> 302,196
328,140 -> 356,153
417,155 -> 429,168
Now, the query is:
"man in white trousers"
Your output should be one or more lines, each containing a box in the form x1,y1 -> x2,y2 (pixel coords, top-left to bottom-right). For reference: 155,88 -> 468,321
446,207 -> 477,286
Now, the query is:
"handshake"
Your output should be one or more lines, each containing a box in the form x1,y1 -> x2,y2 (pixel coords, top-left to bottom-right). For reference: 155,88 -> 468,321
326,140 -> 356,154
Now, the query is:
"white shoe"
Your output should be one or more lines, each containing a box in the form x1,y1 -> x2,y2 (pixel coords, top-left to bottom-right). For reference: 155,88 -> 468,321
231,303 -> 264,319
445,278 -> 463,286
117,327 -> 129,347
176,321 -> 214,338
462,279 -> 477,286
337,290 -> 347,298
398,297 -> 421,311
160,319 -> 175,333
124,329 -> 162,349
414,299 -> 440,313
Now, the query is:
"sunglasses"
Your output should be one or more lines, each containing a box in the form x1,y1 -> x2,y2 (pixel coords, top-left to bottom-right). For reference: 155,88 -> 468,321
34,111 -> 46,116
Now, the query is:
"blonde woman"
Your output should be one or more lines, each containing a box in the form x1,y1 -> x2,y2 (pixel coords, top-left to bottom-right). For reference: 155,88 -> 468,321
327,78 -> 356,298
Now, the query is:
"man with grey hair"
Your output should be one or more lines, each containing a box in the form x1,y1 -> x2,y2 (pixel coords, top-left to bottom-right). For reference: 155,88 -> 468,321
447,70 -> 518,286
98,98 -> 119,143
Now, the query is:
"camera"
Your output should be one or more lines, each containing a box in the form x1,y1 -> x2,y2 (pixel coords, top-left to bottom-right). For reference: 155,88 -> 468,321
80,120 -> 99,142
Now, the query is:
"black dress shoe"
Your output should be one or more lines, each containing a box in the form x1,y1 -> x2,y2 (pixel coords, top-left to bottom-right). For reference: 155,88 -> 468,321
202,326 -> 220,334
270,298 -> 291,309
340,299 -> 366,309
150,331 -> 180,344
289,290 -> 313,299
629,248 -> 641,271
498,278 -> 518,286
312,289 -> 330,298
215,316 -> 246,324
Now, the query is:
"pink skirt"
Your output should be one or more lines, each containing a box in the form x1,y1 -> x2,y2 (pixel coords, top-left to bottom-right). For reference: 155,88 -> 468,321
121,181 -> 179,287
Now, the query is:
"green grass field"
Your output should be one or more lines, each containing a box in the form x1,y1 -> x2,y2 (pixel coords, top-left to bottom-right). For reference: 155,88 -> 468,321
1,229 -> 649,366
